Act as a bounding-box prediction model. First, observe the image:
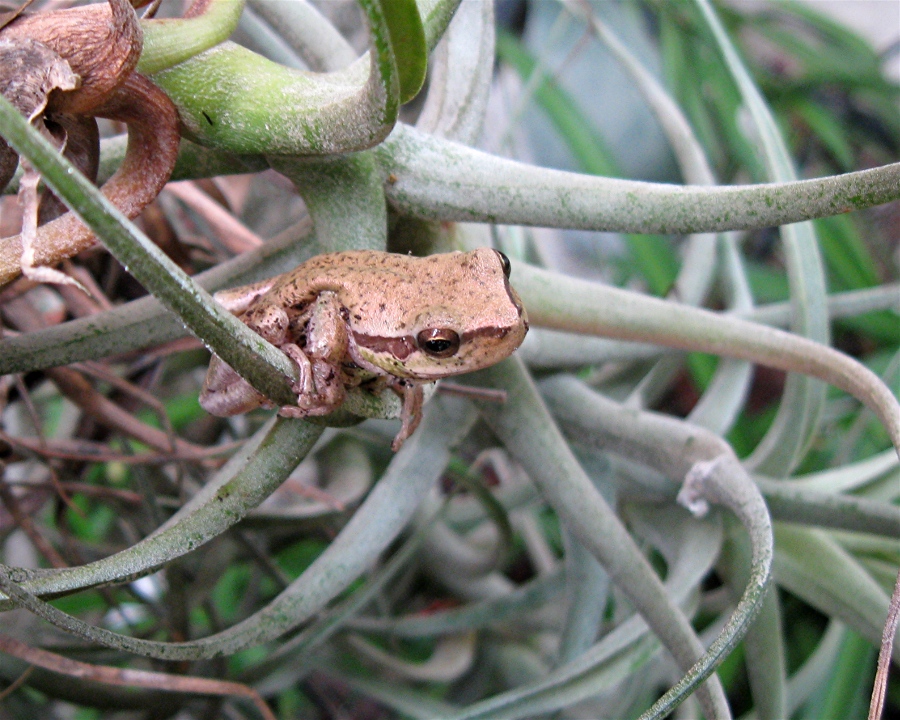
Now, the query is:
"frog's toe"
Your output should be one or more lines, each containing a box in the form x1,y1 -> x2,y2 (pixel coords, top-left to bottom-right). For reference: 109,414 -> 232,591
277,405 -> 310,419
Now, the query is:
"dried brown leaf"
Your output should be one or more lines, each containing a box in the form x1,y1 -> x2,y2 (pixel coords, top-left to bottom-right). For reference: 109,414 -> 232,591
0,0 -> 141,115
0,35 -> 78,191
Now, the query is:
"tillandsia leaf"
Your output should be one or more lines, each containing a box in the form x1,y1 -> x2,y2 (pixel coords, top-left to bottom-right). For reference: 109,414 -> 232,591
417,0 -> 463,52
495,27 -> 618,178
388,507 -> 721,719
323,673 -> 457,720
440,503 -> 721,719
718,525 -> 788,720
150,0 -> 409,155
346,631 -> 477,683
415,0 -> 494,145
569,5 -> 754,431
534,376 -> 773,720
378,123 -> 900,233
382,0 -> 426,103
137,0 -> 245,75
246,436 -> 374,523
0,218 -> 321,375
775,449 -> 899,495
246,0 -> 356,72
0,416 -> 321,607
0,91 -> 298,406
0,395 -> 475,660
774,525 -> 896,660
692,0 -> 829,475
269,153 -> 387,253
556,452 -> 613,665
466,358 -> 731,720
245,0 -> 457,76
346,571 -> 565,638
243,491 -> 451,680
512,261 -> 900,455
757,480 -> 900,537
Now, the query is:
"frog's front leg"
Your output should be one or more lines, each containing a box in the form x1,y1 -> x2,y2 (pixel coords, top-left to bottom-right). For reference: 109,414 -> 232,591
388,379 -> 425,452
277,291 -> 348,418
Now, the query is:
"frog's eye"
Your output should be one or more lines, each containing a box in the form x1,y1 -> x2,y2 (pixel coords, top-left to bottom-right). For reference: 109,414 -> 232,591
495,250 -> 512,278
417,328 -> 461,358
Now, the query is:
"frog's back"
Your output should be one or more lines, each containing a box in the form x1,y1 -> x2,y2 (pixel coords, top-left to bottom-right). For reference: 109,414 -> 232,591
269,251 -> 429,302
261,250 -> 502,330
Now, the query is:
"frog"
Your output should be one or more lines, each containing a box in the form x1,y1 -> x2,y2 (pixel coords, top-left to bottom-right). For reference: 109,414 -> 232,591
199,248 -> 529,450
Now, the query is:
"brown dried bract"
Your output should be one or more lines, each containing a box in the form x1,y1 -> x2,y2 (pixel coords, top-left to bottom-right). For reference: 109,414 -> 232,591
0,0 -> 181,289
0,0 -> 141,115
0,36 -> 78,189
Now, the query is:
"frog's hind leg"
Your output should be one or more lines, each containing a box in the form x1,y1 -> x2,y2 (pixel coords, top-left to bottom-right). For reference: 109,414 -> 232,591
199,356 -> 272,416
212,277 -> 281,314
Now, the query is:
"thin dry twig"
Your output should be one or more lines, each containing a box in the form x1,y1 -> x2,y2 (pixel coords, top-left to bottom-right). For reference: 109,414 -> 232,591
869,570 -> 900,720
0,633 -> 277,719
76,360 -> 180,442
165,181 -> 265,254
46,367 -> 207,456
8,370 -> 76,509
1,297 -> 209,458
0,664 -> 33,701
0,429 -> 238,465
2,476 -> 144,504
0,473 -> 67,567
57,261 -> 114,315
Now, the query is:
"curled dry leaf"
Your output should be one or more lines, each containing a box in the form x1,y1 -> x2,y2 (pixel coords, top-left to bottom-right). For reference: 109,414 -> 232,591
0,0 -> 181,289
35,114 -> 100,224
0,36 -> 78,189
0,0 -> 141,115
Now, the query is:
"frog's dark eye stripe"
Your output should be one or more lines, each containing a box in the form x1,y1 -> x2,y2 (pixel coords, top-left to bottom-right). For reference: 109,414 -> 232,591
417,328 -> 461,358
495,250 -> 512,278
